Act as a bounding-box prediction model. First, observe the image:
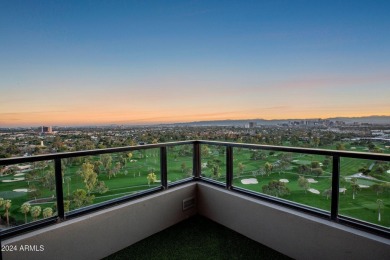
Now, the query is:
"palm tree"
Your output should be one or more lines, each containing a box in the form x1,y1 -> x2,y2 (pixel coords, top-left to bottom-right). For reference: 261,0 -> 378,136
298,176 -> 309,193
0,198 -> 4,224
20,202 -> 31,224
4,199 -> 12,226
63,200 -> 70,213
65,176 -> 72,199
72,189 -> 94,208
114,162 -> 121,177
262,180 -> 289,198
186,167 -> 193,177
201,146 -> 210,157
181,162 -> 186,173
147,172 -> 157,186
376,199 -> 383,222
322,188 -> 332,200
100,154 -> 112,174
81,162 -> 98,194
42,207 -> 53,218
30,206 -> 42,221
238,162 -> 245,178
350,178 -> 360,200
120,155 -> 127,168
95,181 -> 109,194
264,162 -> 273,176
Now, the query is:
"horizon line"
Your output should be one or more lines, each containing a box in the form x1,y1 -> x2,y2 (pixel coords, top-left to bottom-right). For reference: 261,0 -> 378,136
1,114 -> 390,128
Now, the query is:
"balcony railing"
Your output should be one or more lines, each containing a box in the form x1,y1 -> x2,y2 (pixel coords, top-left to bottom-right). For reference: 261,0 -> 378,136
0,140 -> 389,242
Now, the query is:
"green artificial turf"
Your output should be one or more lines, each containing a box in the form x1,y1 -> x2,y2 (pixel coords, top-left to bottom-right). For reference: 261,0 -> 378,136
104,215 -> 292,260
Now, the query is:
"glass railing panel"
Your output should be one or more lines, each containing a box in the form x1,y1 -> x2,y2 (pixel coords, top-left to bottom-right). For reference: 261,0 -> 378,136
167,144 -> 193,184
232,147 -> 332,212
0,160 -> 57,229
62,148 -> 160,213
200,144 -> 226,183
339,157 -> 389,228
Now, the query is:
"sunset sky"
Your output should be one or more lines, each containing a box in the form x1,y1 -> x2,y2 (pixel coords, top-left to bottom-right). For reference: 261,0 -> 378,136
1,1 -> 390,127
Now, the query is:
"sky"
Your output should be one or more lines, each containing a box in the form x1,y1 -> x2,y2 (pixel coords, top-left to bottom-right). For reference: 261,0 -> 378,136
1,0 -> 390,127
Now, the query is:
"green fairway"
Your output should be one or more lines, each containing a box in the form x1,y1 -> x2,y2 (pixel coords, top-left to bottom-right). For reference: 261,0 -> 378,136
1,143 -> 389,230
200,145 -> 389,227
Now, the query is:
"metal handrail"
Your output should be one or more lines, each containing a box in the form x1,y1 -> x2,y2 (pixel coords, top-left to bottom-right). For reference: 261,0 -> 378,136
0,140 -> 389,241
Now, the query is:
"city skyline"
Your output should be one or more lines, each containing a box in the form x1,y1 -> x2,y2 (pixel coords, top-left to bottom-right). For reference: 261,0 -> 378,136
1,1 -> 390,127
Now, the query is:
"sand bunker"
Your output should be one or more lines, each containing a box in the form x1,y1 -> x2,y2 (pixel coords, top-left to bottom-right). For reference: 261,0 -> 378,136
16,165 -> 32,170
358,185 -> 370,188
349,173 -> 377,180
2,177 -> 25,182
279,179 -> 289,183
14,173 -> 26,177
307,178 -> 318,183
339,188 -> 347,193
13,189 -> 30,192
241,178 -> 258,184
387,170 -> 390,174
308,188 -> 320,194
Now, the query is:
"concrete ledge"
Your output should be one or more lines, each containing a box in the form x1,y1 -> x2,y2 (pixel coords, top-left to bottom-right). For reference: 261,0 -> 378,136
3,182 -> 389,260
3,183 -> 197,260
197,183 -> 390,260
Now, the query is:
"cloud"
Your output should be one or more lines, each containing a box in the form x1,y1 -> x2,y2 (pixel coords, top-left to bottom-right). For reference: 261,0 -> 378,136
0,111 -> 68,116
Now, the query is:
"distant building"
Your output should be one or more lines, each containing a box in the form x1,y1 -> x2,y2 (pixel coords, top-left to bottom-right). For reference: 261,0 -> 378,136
40,126 -> 53,134
244,122 -> 256,128
335,121 -> 346,126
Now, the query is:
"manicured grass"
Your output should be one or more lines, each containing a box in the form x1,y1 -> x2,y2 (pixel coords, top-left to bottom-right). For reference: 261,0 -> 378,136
104,215 -> 291,260
205,146 -> 389,227
1,142 -> 389,229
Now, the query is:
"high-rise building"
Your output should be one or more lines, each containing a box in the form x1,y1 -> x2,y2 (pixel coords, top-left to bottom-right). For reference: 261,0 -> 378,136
40,126 -> 53,133
249,122 -> 256,128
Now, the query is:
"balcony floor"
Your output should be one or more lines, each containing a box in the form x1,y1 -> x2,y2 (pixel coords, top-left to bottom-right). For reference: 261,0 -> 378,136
104,214 -> 291,260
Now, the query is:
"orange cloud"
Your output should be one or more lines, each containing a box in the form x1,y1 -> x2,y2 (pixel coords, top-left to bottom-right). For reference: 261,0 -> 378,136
1,71 -> 389,127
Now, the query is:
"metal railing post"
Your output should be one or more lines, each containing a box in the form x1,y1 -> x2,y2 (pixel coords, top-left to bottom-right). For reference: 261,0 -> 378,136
1,140 -> 389,239
54,158 -> 65,220
193,142 -> 201,179
226,146 -> 233,189
160,147 -> 168,189
331,155 -> 340,221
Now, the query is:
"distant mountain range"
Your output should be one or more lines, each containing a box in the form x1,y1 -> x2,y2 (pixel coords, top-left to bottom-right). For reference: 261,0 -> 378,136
170,116 -> 390,127
3,116 -> 389,129
327,116 -> 390,124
